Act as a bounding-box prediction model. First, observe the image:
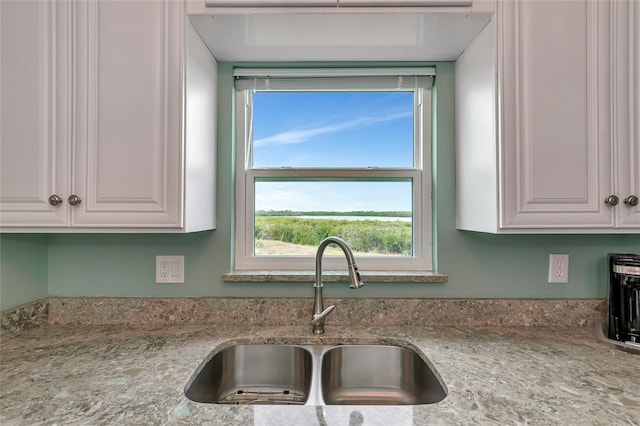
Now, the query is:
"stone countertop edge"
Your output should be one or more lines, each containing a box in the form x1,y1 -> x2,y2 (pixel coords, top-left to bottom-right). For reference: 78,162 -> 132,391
221,270 -> 448,283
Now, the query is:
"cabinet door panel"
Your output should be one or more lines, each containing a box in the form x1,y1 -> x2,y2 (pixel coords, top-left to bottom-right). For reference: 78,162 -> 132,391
500,0 -> 613,228
0,1 -> 67,226
72,0 -> 182,227
616,0 -> 640,228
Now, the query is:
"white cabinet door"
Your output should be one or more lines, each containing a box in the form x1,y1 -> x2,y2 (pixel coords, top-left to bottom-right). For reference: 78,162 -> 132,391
499,0 -> 614,230
205,0 -> 335,5
0,0 -> 68,227
614,0 -> 640,228
71,0 -> 182,228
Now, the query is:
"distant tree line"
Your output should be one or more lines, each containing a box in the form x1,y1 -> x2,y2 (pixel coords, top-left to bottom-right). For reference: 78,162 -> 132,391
255,210 -> 412,218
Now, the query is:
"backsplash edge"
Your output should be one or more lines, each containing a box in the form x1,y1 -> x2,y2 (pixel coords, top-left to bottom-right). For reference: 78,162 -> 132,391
1,298 -> 607,332
42,297 -> 606,328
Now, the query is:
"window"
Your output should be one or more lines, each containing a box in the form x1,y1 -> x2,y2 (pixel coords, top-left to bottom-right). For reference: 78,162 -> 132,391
234,67 -> 434,271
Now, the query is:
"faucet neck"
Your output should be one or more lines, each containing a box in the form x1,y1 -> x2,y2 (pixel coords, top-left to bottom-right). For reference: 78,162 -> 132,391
314,237 -> 357,287
311,236 -> 364,334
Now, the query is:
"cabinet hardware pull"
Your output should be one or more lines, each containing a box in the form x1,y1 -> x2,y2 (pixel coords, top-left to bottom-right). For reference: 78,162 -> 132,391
48,195 -> 63,206
68,195 -> 82,206
604,195 -> 620,206
624,195 -> 639,207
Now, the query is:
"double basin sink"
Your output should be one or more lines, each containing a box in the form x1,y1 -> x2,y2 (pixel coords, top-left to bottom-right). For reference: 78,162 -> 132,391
185,343 -> 447,406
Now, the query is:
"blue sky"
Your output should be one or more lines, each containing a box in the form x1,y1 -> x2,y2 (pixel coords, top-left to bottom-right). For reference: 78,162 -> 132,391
252,91 -> 414,212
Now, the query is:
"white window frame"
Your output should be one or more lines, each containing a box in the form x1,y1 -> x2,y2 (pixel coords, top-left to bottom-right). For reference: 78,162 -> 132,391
234,67 -> 434,272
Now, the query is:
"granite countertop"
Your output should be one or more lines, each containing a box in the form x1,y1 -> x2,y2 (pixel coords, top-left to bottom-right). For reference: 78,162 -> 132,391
1,324 -> 639,425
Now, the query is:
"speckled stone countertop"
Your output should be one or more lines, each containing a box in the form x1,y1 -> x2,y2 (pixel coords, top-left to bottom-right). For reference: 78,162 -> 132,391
1,324 -> 638,425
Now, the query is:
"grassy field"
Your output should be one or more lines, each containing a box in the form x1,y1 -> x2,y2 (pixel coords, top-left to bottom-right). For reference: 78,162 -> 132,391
254,216 -> 411,255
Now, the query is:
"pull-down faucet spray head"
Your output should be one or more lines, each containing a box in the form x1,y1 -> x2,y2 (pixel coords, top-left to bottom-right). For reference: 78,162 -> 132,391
347,263 -> 364,289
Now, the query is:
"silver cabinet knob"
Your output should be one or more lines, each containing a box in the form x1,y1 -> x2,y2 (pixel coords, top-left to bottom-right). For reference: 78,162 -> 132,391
67,195 -> 82,206
48,195 -> 63,206
604,195 -> 620,206
624,195 -> 639,207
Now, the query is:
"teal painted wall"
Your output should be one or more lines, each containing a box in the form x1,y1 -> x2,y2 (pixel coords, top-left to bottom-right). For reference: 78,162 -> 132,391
0,235 -> 48,310
1,62 -> 638,309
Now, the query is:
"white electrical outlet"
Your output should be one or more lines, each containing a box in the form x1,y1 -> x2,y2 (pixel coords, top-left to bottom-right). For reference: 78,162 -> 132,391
548,254 -> 569,283
156,256 -> 184,284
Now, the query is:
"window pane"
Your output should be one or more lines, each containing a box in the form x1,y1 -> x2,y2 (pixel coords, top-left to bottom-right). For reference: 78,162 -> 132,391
252,92 -> 414,168
254,180 -> 413,257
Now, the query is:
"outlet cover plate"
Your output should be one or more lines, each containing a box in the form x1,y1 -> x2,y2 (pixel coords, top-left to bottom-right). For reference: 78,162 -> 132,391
548,254 -> 569,283
156,255 -> 184,284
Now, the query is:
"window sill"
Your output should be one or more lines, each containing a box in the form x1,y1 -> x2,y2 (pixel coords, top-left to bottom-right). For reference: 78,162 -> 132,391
221,270 -> 447,283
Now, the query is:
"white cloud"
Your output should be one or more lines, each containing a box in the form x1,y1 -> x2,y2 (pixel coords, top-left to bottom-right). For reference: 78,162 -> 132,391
254,111 -> 411,147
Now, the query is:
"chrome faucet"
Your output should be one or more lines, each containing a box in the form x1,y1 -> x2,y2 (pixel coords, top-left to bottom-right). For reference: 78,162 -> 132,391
311,237 -> 364,335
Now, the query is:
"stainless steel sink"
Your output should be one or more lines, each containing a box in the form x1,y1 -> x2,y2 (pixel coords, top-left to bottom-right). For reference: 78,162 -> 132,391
320,345 -> 447,405
184,343 -> 447,406
184,344 -> 313,404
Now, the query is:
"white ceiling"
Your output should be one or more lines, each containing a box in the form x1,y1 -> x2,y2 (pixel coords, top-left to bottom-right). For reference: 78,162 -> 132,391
189,12 -> 492,62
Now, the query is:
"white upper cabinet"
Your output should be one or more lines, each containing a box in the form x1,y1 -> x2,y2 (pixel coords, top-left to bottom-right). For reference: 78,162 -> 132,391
203,0 -> 473,8
190,0 -> 493,61
456,0 -> 639,233
0,0 -> 217,232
